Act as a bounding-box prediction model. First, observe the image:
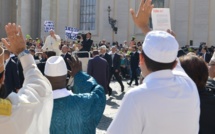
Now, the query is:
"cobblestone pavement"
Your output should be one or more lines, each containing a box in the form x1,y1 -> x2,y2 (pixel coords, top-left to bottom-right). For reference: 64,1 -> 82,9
96,80 -> 137,134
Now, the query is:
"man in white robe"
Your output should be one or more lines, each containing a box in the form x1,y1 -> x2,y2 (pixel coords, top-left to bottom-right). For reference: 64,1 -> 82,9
42,29 -> 61,56
0,23 -> 53,134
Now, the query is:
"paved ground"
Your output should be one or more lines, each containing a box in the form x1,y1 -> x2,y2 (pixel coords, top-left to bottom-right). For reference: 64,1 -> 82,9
96,80 -> 138,134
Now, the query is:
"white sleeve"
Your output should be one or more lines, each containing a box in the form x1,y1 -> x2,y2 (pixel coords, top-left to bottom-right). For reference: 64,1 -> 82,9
107,93 -> 144,134
42,36 -> 49,51
172,58 -> 189,77
7,54 -> 52,104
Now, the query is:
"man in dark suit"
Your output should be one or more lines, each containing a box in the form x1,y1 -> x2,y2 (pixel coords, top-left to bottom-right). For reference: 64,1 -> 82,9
4,50 -> 21,97
127,46 -> 139,86
201,46 -> 212,63
109,46 -> 124,94
87,50 -> 109,94
100,45 -> 113,95
79,32 -> 93,57
37,51 -> 56,75
61,45 -> 72,71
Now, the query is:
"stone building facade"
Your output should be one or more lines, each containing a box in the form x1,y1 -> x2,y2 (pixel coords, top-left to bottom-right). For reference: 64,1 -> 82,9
0,0 -> 215,47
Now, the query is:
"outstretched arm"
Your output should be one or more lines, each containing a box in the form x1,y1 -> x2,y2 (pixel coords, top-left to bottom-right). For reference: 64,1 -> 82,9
130,0 -> 154,35
1,23 -> 52,104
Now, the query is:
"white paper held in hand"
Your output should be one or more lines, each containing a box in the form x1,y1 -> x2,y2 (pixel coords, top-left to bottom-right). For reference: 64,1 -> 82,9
151,8 -> 171,31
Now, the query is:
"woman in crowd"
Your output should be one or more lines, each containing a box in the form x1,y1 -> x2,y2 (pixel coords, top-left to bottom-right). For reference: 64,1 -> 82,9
179,55 -> 215,134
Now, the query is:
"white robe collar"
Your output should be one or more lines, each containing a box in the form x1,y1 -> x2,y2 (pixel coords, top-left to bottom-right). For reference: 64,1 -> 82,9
53,88 -> 73,99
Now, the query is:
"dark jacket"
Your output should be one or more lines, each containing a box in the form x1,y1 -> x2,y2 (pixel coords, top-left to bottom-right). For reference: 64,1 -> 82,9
87,56 -> 109,94
4,58 -> 21,96
101,53 -> 112,70
61,53 -> 72,71
130,51 -> 139,70
112,53 -> 121,71
199,89 -> 215,134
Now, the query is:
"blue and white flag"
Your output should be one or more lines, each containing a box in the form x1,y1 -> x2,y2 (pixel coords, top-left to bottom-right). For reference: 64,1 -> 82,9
44,21 -> 55,32
65,26 -> 79,40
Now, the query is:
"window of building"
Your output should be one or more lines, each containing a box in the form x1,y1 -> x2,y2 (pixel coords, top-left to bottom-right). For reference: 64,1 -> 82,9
80,0 -> 96,31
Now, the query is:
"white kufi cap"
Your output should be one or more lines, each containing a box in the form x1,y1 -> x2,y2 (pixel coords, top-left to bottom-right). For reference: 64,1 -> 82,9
45,56 -> 67,77
142,31 -> 179,63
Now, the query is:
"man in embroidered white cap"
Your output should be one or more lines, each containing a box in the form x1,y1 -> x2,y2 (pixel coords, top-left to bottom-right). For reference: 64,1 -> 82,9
0,23 -> 53,134
44,55 -> 106,134
107,0 -> 200,134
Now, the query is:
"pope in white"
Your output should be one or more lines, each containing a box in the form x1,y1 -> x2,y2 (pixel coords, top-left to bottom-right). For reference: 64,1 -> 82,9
0,23 -> 53,134
42,29 -> 61,56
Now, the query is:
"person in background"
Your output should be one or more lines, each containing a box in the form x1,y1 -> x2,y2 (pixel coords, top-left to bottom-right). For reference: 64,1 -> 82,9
110,46 -> 124,93
100,45 -> 113,95
87,50 -> 109,94
127,46 -> 139,86
4,49 -> 21,97
180,55 -> 215,134
42,29 -> 61,56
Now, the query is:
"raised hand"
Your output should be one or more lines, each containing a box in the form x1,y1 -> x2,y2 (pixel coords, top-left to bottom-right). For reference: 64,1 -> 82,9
67,56 -> 82,77
1,23 -> 26,55
130,0 -> 154,34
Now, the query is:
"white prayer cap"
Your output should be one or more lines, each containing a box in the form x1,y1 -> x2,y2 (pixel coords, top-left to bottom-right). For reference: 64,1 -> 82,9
210,52 -> 215,63
142,31 -> 179,63
44,56 -> 67,77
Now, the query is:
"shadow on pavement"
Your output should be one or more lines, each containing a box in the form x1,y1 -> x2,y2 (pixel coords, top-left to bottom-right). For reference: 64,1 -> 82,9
112,92 -> 125,100
97,114 -> 113,131
106,97 -> 119,109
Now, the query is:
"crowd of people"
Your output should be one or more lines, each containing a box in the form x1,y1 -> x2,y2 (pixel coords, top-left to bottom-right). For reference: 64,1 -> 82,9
0,0 -> 215,134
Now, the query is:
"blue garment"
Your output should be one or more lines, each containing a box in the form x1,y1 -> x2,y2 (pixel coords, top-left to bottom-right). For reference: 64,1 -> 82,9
50,72 -> 106,134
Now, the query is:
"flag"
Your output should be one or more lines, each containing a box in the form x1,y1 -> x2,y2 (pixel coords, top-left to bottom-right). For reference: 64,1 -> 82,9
65,26 -> 79,40
44,21 -> 55,32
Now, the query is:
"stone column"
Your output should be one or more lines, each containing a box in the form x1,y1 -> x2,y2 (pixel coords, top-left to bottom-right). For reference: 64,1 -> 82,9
192,0 -> 209,46
41,0 -> 51,40
17,0 -> 31,38
208,0 -> 215,46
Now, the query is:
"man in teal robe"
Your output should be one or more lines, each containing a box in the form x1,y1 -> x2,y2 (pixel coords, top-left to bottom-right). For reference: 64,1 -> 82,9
45,56 -> 106,134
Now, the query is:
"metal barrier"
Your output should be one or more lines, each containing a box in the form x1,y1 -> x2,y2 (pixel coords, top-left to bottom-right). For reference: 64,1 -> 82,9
72,51 -> 91,72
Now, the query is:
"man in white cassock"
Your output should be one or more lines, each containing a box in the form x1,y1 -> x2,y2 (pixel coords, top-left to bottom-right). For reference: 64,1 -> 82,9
42,29 -> 61,56
0,23 -> 53,134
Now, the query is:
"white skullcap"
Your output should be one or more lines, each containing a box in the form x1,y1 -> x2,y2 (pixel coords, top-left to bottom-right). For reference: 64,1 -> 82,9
142,31 -> 179,63
45,56 -> 67,77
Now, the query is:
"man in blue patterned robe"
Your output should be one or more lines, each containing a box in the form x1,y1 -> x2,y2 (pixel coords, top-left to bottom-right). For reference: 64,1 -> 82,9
45,56 -> 106,134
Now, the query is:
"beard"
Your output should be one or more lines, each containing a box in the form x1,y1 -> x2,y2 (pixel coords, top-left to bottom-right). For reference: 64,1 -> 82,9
0,85 -> 7,99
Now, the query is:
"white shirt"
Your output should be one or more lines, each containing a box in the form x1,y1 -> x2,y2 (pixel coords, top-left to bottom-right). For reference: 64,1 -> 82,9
4,58 -> 10,68
0,54 -> 53,134
53,88 -> 73,99
107,60 -> 200,134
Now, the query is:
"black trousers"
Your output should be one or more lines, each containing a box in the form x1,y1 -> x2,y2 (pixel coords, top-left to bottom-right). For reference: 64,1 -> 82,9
109,67 -> 124,90
129,68 -> 138,85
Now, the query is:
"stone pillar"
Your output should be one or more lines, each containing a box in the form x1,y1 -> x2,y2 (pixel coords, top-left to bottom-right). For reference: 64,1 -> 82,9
208,0 -> 215,46
17,0 -> 31,38
0,0 -> 17,38
41,0 -> 51,41
192,0 -> 209,46
115,0 -> 129,43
